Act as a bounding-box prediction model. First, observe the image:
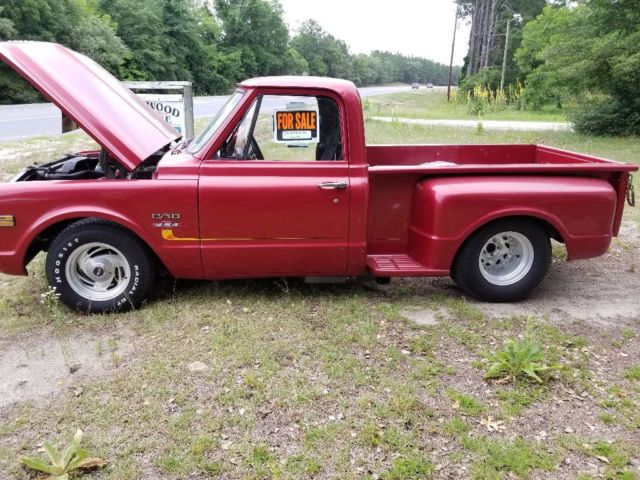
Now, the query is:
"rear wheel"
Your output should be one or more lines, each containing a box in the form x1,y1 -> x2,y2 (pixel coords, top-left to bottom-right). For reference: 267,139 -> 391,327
451,219 -> 551,302
46,219 -> 154,313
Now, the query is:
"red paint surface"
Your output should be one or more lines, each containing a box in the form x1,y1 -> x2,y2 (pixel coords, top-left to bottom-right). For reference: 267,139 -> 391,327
0,43 -> 637,280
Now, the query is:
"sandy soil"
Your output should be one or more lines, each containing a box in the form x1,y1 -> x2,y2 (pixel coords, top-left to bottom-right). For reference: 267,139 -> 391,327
0,328 -> 135,408
475,223 -> 640,331
405,222 -> 640,336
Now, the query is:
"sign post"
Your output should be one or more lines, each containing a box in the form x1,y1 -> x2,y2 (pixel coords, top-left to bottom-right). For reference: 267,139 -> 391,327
124,81 -> 194,139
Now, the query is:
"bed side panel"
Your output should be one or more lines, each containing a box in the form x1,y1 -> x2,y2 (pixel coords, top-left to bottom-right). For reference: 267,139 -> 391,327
409,176 -> 617,271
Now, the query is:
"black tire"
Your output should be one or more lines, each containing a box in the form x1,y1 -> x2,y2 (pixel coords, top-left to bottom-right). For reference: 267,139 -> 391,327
45,219 -> 154,313
451,218 -> 551,302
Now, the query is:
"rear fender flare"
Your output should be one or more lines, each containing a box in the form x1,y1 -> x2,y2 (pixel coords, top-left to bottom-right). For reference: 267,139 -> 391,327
449,210 -> 568,275
455,208 -> 569,248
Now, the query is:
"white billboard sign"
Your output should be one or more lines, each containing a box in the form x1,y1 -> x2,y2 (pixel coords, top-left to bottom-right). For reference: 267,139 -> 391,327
139,93 -> 187,136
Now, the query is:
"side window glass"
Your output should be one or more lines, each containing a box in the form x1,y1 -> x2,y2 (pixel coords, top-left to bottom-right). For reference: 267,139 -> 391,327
217,95 -> 343,162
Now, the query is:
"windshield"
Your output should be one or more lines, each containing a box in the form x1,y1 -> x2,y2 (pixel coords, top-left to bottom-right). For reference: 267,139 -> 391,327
187,90 -> 245,153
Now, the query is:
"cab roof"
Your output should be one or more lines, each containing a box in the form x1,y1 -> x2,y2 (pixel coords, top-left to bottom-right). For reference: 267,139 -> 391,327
240,76 -> 359,95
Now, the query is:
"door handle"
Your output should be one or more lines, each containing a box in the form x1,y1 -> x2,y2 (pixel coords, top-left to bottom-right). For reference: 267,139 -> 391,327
318,181 -> 348,190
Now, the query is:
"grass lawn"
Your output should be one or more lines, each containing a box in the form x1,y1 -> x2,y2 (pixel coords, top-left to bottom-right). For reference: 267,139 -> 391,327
364,90 -> 568,123
0,120 -> 639,479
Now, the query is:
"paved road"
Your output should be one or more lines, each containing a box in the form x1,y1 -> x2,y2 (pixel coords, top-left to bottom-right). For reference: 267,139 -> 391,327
0,85 -> 411,142
2,85 -> 570,141
0,103 -> 62,141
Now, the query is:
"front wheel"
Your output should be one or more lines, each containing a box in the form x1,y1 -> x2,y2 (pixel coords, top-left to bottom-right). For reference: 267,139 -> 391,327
451,219 -> 551,302
45,219 -> 155,313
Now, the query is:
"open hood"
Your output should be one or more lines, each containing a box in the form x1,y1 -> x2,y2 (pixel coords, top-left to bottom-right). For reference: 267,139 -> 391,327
0,41 -> 181,170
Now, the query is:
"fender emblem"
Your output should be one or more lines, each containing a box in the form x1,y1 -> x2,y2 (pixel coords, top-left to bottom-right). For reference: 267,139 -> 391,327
152,213 -> 181,220
0,215 -> 15,227
153,222 -> 180,228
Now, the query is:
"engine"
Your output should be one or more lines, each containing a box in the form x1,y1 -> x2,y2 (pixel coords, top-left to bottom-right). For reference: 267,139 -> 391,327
12,149 -> 161,182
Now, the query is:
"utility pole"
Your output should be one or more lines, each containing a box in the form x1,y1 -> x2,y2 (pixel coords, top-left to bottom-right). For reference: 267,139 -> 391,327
500,16 -> 511,92
447,7 -> 459,102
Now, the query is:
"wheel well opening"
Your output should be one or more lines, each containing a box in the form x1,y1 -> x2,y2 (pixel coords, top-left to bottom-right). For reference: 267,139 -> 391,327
24,218 -> 83,267
451,215 -> 563,273
24,217 -> 169,275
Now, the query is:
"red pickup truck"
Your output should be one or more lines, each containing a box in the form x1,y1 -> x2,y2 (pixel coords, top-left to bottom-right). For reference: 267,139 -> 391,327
0,42 -> 637,313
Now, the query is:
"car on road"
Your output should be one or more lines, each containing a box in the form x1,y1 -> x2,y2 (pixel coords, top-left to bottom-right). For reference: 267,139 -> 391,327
426,83 -> 434,89
411,82 -> 420,90
0,42 -> 637,313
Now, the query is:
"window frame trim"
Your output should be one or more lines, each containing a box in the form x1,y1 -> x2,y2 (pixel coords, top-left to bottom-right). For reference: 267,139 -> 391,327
201,87 -> 350,165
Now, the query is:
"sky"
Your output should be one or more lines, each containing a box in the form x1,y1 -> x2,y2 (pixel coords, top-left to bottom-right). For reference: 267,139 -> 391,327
278,0 -> 470,66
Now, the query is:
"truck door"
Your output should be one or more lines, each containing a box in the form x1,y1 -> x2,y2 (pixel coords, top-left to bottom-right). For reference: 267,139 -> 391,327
198,93 -> 350,278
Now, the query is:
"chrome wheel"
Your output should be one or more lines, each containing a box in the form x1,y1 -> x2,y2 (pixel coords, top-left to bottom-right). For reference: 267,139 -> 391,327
478,231 -> 534,286
65,242 -> 131,302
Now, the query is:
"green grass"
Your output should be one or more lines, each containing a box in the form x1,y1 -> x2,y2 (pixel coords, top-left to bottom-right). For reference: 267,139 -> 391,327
446,388 -> 487,416
443,417 -> 472,437
624,364 -> 640,381
560,437 -> 637,478
598,385 -> 640,430
364,90 -> 568,122
462,435 -> 557,477
381,454 -> 434,480
496,386 -> 548,417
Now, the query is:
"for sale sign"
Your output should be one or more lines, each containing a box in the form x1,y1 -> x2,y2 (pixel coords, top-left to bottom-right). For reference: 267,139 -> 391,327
139,93 -> 186,135
273,109 -> 319,144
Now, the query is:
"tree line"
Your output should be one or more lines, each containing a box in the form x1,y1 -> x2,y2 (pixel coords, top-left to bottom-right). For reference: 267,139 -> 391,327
455,0 -> 548,88
456,0 -> 639,135
0,0 -> 459,104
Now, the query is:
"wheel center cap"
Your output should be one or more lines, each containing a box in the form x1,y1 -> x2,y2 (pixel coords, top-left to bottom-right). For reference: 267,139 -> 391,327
93,265 -> 105,277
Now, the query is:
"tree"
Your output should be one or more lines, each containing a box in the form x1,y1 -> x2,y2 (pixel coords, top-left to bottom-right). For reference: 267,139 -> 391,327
0,7 -> 16,39
516,0 -> 640,134
100,0 -> 172,79
291,20 -> 330,76
0,0 -> 128,103
0,0 -> 461,102
456,0 -> 547,90
515,5 -> 574,108
65,13 -> 128,74
188,5 -> 244,93
282,47 -> 308,75
215,0 -> 290,76
291,20 -> 354,79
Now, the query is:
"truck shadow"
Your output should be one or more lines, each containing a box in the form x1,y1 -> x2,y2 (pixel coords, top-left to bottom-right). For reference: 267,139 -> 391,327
159,249 -> 640,334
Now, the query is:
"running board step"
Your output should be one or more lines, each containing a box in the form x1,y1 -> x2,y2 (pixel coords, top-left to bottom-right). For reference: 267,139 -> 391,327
366,254 -> 432,277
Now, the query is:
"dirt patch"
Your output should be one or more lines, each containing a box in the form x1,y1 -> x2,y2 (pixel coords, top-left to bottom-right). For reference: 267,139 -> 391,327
0,328 -> 135,408
450,222 -> 640,333
403,307 -> 448,326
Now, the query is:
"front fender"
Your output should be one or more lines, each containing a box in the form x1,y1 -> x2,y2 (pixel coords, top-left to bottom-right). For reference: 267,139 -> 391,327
0,180 -> 201,278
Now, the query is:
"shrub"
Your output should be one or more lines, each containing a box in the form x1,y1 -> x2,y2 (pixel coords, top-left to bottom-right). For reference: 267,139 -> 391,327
570,94 -> 640,136
462,83 -> 525,116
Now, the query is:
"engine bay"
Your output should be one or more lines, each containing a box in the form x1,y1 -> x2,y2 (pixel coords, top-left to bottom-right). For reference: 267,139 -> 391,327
12,149 -> 163,182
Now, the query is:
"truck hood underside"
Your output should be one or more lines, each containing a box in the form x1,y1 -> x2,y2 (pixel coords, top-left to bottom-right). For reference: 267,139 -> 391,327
0,41 -> 181,170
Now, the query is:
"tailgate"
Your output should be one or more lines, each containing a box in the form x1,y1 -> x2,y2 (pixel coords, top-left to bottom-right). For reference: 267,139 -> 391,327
535,146 -> 636,236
